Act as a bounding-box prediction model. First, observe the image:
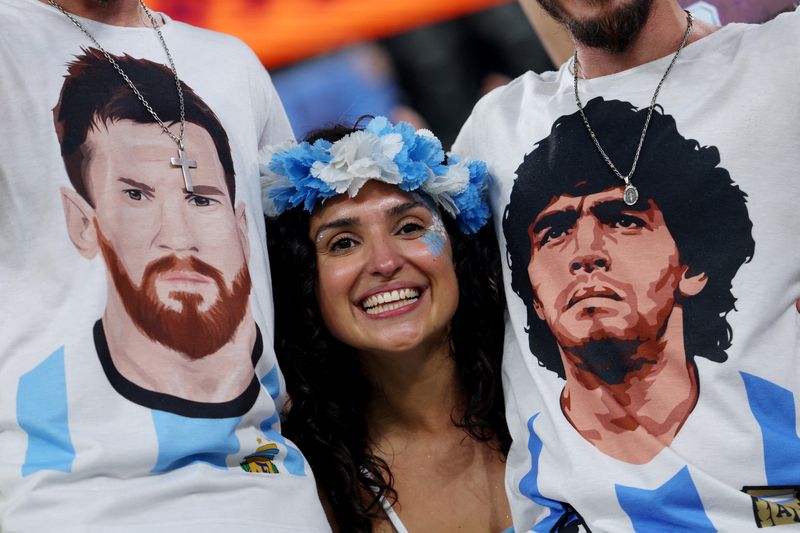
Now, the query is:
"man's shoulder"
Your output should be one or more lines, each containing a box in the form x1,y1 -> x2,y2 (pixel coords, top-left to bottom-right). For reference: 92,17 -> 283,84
453,68 -> 566,162
471,68 -> 565,121
166,18 -> 272,86
0,0 -> 41,29
168,18 -> 257,59
753,6 -> 800,45
720,7 -> 800,48
758,6 -> 800,31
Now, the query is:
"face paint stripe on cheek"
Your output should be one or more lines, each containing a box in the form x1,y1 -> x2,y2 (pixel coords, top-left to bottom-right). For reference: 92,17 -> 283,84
421,212 -> 448,257
421,231 -> 446,257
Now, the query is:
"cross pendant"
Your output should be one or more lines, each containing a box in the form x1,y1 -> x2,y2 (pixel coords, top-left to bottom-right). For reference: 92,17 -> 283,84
171,147 -> 198,193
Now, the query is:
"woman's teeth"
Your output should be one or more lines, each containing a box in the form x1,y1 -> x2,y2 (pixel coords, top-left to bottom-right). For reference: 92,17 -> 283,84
362,288 -> 420,315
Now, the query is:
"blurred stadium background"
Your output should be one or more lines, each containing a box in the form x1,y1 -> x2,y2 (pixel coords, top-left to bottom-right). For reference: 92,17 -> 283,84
148,0 -> 797,148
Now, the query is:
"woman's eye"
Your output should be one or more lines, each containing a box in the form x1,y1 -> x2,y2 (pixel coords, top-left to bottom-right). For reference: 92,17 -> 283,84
330,237 -> 356,252
124,189 -> 143,201
398,222 -> 424,235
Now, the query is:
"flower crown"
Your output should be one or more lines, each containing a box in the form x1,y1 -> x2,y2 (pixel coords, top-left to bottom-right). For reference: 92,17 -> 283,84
260,116 -> 492,234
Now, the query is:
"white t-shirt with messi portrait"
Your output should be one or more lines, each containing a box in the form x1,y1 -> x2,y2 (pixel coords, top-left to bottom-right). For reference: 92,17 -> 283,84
0,1 -> 329,531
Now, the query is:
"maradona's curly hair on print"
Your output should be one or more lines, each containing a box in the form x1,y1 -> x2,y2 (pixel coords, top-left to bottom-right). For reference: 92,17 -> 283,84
503,98 -> 755,379
266,125 -> 509,533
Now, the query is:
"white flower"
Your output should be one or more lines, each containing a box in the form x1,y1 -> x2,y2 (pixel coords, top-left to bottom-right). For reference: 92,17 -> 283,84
311,131 -> 404,197
420,161 -> 470,217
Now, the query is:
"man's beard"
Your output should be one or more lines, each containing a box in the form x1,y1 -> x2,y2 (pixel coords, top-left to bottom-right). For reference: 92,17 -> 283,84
564,338 -> 650,385
537,0 -> 653,53
97,229 -> 252,359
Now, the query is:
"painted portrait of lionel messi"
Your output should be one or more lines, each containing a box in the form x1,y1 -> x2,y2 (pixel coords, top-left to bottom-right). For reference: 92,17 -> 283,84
54,48 -> 260,418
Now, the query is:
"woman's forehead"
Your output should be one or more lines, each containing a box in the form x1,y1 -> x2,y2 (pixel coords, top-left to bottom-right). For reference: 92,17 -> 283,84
311,182 -> 430,224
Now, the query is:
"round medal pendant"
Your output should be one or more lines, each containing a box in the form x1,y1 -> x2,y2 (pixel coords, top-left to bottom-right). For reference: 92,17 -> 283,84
623,184 -> 639,206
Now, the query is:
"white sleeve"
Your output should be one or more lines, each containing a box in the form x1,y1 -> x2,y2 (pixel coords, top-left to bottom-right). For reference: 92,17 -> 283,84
257,68 -> 294,150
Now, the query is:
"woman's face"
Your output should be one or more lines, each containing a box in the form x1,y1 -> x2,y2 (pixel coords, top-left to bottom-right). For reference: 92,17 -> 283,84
309,181 -> 459,356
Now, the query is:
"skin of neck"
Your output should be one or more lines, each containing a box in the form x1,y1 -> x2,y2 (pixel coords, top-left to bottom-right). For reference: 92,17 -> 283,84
102,283 -> 258,403
361,337 -> 512,533
361,336 -> 464,437
43,0 -> 150,27
575,0 -> 719,78
559,305 -> 699,463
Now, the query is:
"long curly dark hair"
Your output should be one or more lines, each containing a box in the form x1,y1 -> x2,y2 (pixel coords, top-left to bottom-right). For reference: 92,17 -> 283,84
266,124 -> 509,532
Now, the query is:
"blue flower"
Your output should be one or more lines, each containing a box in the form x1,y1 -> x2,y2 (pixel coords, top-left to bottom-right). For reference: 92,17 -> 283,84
365,116 -> 393,136
452,160 -> 491,234
377,123 -> 441,192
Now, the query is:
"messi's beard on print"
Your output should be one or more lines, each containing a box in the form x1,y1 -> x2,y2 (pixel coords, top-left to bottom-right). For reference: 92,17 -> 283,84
97,227 -> 252,359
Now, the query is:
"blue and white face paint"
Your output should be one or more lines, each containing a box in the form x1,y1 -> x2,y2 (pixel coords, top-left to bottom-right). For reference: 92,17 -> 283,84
421,211 -> 448,258
414,193 -> 448,258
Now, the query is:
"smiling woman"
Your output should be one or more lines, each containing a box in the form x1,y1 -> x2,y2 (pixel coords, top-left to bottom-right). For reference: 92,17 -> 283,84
311,182 -> 460,359
264,118 -> 511,532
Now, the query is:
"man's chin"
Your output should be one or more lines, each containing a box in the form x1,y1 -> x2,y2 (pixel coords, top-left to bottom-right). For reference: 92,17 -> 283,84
538,0 -> 622,20
541,0 -> 653,53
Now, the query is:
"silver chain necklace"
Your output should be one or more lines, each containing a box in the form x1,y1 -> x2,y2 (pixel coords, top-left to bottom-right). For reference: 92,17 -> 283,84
573,10 -> 693,206
48,0 -> 198,192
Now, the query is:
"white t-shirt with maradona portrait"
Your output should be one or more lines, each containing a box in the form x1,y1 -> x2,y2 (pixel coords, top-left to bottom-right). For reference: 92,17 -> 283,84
455,9 -> 800,532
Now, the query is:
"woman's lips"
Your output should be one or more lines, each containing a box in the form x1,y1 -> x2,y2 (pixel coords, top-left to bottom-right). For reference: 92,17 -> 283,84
361,287 -> 421,314
357,287 -> 425,318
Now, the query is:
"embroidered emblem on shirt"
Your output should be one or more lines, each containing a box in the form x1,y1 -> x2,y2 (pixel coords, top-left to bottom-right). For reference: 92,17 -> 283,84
744,486 -> 800,527
240,439 -> 280,474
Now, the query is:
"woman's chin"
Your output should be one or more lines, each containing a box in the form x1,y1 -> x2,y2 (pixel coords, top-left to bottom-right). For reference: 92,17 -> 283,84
355,326 -> 450,359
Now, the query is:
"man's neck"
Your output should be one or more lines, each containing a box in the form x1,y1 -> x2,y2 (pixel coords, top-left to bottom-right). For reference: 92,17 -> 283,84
576,1 -> 719,79
43,0 -> 149,27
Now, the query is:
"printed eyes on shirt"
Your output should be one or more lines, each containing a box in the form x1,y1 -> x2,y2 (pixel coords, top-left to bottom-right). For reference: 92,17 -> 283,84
609,214 -> 646,230
533,207 -> 649,248
124,189 -> 147,202
121,188 -> 219,208
186,193 -> 220,207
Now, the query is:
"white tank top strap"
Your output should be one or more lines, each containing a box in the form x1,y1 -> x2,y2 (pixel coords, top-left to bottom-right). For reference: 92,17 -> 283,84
377,493 -> 410,533
362,467 -> 410,533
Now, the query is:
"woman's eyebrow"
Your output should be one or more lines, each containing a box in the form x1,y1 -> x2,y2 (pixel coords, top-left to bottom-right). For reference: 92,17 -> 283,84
313,201 -> 426,241
313,217 -> 359,242
387,201 -> 423,217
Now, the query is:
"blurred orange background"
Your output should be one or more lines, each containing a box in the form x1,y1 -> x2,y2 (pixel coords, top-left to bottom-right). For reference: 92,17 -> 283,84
148,0 -> 513,68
